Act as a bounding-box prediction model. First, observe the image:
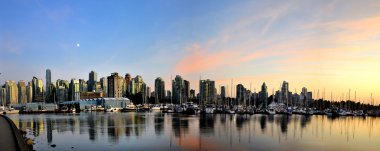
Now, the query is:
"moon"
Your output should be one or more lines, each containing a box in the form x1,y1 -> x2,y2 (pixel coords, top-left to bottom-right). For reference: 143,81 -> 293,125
76,43 -> 80,47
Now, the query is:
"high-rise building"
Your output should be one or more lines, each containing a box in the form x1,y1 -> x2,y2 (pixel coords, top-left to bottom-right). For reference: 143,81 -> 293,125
154,77 -> 165,103
107,72 -> 124,98
26,81 -> 33,103
46,69 -> 51,102
1,85 -> 6,106
32,77 -> 44,102
300,87 -> 313,106
221,86 -> 226,99
125,73 -> 132,96
184,80 -> 190,103
56,86 -> 67,103
5,80 -> 18,105
17,80 -> 27,104
281,81 -> 289,104
134,75 -> 144,94
259,82 -> 268,107
69,79 -> 80,101
172,75 -> 186,104
166,90 -> 172,100
190,89 -> 195,99
100,77 -> 108,97
199,79 -> 216,105
79,79 -> 87,92
236,84 -> 247,105
88,71 -> 97,92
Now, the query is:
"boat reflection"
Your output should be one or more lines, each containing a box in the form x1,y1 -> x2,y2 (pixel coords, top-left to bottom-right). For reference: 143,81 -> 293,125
6,113 -> 380,151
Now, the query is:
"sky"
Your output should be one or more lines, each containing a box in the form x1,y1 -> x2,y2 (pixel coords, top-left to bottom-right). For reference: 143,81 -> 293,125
1,0 -> 380,103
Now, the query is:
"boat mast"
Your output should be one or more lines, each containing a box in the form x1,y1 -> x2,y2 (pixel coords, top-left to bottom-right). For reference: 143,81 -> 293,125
171,75 -> 173,105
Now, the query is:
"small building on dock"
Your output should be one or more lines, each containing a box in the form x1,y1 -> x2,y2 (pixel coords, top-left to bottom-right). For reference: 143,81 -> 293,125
59,97 -> 130,110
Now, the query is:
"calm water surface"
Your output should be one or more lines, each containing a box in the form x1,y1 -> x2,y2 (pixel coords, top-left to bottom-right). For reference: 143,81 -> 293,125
5,112 -> 380,151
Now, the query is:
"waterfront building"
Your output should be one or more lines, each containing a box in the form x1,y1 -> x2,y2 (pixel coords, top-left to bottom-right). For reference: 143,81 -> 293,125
166,90 -> 171,100
125,73 -> 132,96
88,70 -> 97,92
17,80 -> 27,104
146,86 -> 151,98
79,79 -> 87,92
172,75 -> 186,104
5,80 -> 18,105
32,77 -> 44,102
46,69 -> 52,102
259,82 -> 268,107
221,86 -> 226,99
184,80 -> 190,103
154,77 -> 165,102
100,77 -> 108,97
134,75 -> 144,94
26,81 -> 33,103
59,97 -> 130,111
70,79 -> 80,101
236,84 -> 247,105
1,85 -> 6,105
80,92 -> 104,100
56,86 -> 67,103
300,87 -> 313,106
190,89 -> 195,99
281,81 -> 289,104
199,79 -> 216,105
107,72 -> 124,98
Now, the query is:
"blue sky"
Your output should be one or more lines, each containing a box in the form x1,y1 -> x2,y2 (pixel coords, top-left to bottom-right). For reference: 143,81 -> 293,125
1,0 -> 380,102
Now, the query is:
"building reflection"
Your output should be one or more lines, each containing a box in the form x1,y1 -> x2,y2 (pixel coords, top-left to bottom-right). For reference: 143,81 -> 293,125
154,113 -> 164,136
199,114 -> 215,134
6,113 -> 380,150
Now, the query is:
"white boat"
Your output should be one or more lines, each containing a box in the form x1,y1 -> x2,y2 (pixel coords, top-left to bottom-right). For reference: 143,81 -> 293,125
266,108 -> 276,115
151,105 -> 161,110
205,105 -> 215,114
71,108 -> 76,113
266,102 -> 277,115
106,106 -> 122,112
123,103 -> 137,112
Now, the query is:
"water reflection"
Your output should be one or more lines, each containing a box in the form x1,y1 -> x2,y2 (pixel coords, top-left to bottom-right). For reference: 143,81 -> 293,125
6,113 -> 380,151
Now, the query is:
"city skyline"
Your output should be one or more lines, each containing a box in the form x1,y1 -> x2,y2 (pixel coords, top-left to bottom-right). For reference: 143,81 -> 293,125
1,0 -> 380,102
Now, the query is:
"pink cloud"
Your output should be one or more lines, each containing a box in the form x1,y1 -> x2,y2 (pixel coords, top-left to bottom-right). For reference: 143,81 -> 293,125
174,44 -> 240,75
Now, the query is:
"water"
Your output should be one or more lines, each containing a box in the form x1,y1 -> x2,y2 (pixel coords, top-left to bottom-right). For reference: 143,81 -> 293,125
5,112 -> 380,151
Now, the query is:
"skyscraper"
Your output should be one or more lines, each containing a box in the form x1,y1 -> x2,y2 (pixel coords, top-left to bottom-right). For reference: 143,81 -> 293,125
46,69 -> 51,102
221,86 -> 226,99
17,80 -> 27,104
172,75 -> 186,104
5,80 -> 18,105
154,77 -> 165,103
259,82 -> 268,107
32,77 -> 44,102
79,79 -> 87,92
281,81 -> 289,104
199,79 -> 216,105
1,85 -> 6,106
100,77 -> 108,97
26,81 -> 33,103
236,84 -> 247,105
88,70 -> 97,92
184,80 -> 190,103
107,72 -> 124,98
125,73 -> 131,96
56,86 -> 67,103
69,79 -> 80,101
